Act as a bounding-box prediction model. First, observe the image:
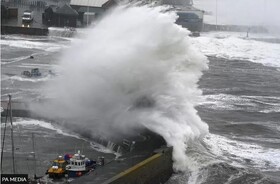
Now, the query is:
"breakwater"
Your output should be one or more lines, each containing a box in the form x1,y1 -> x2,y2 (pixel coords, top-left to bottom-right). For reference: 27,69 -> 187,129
102,147 -> 173,184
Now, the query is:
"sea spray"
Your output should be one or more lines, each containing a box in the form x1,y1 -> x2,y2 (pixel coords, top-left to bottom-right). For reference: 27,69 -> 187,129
38,4 -> 209,171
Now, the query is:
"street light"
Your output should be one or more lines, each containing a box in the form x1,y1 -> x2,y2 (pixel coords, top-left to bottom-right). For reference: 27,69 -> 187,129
87,0 -> 89,26
216,0 -> 218,30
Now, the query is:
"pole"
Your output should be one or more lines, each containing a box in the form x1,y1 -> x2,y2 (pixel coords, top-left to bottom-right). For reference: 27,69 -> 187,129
263,0 -> 266,26
32,133 -> 36,178
9,95 -> 16,174
87,0 -> 89,26
1,100 -> 10,172
215,0 -> 218,30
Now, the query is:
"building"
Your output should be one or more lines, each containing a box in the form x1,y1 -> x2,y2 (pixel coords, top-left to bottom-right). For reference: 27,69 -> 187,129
1,5 -> 9,20
175,6 -> 204,32
160,0 -> 204,32
43,4 -> 79,27
70,0 -> 117,26
1,4 -> 18,20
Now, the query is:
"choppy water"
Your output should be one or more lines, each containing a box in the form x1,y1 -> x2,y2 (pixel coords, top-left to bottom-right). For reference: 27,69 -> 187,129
166,32 -> 280,184
169,57 -> 280,184
1,6 -> 280,184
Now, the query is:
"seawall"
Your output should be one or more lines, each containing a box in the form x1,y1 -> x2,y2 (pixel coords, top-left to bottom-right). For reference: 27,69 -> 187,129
1,25 -> 48,36
103,147 -> 173,184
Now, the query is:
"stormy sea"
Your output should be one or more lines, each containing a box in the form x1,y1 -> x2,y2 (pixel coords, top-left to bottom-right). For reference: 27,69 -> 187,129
1,4 -> 280,184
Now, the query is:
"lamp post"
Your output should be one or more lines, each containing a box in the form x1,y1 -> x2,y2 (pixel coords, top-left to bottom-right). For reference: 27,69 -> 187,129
215,0 -> 218,30
87,0 -> 89,26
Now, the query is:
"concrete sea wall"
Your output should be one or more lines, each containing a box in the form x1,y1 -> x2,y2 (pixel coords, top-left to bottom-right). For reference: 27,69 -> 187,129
1,25 -> 48,36
102,148 -> 173,184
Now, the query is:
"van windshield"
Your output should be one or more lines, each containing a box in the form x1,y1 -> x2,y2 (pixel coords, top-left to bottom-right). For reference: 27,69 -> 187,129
23,14 -> 31,18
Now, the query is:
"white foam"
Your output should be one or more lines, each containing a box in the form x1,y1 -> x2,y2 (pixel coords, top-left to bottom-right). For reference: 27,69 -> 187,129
19,63 -> 58,69
1,75 -> 12,81
1,56 -> 31,65
204,134 -> 280,170
89,142 -> 119,157
191,32 -> 280,67
199,94 -> 280,112
40,4 -> 209,171
12,118 -> 74,139
260,107 -> 280,113
1,39 -> 59,51
10,75 -> 51,83
199,93 -> 256,110
11,118 -> 116,155
13,119 -> 59,131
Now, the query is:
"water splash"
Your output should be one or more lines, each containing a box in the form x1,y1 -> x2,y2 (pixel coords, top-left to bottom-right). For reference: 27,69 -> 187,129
48,27 -> 77,38
39,4 -> 209,171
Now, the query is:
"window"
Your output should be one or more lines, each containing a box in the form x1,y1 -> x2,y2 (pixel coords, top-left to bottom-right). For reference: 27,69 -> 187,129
52,162 -> 58,166
178,13 -> 199,20
23,15 -> 31,18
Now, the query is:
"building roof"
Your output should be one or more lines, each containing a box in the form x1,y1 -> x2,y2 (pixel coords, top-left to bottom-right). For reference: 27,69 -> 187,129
56,4 -> 79,16
78,6 -> 104,13
70,0 -> 109,8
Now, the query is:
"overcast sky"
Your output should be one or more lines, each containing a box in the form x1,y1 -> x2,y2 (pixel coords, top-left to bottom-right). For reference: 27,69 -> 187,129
193,0 -> 280,28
